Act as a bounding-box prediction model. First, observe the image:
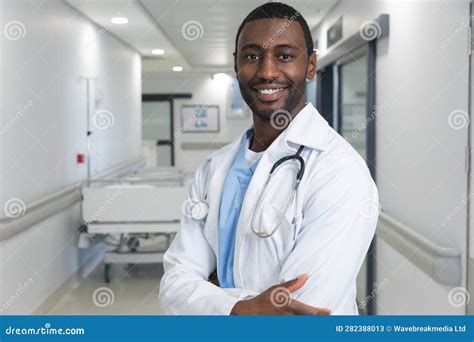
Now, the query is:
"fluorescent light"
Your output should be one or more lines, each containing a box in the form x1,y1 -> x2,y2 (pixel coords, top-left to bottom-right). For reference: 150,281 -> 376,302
213,72 -> 227,80
172,66 -> 183,72
111,17 -> 128,25
152,49 -> 165,55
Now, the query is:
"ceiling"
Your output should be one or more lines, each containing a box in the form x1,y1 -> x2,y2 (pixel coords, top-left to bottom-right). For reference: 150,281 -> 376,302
66,0 -> 338,74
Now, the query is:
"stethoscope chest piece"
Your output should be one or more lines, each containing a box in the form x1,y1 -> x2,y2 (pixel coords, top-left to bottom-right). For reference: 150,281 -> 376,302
191,201 -> 209,220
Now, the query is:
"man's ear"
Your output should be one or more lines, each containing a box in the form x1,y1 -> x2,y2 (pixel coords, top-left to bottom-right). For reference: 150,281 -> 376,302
306,50 -> 317,80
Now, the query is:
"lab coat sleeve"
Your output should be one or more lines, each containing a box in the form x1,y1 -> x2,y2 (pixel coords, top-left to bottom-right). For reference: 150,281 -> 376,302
278,156 -> 379,314
159,161 -> 258,315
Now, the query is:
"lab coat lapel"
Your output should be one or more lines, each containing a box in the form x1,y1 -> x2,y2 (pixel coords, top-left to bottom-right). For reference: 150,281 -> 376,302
204,132 -> 245,254
233,132 -> 294,287
232,104 -> 328,288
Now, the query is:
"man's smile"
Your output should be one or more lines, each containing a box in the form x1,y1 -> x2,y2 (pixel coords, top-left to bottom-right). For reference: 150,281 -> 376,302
251,84 -> 289,102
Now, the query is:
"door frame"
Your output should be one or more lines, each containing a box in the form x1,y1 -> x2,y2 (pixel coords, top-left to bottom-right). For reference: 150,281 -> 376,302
142,93 -> 192,166
467,1 -> 473,315
315,14 -> 389,315
335,44 -> 376,315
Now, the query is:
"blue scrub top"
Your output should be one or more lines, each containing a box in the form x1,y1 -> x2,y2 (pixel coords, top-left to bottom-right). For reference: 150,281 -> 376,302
218,129 -> 260,288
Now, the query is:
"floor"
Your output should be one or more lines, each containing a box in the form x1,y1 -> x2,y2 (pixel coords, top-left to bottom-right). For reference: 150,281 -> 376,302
46,262 -> 165,315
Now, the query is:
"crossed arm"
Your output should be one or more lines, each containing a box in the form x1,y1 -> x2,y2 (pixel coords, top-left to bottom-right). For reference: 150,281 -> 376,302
207,271 -> 331,315
158,159 -> 379,315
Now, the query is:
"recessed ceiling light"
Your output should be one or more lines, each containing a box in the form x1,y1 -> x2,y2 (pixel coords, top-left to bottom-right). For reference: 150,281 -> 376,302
172,66 -> 183,72
111,17 -> 128,25
152,49 -> 165,55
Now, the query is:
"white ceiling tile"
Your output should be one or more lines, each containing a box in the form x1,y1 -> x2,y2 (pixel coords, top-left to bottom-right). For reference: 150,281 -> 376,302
66,0 -> 338,73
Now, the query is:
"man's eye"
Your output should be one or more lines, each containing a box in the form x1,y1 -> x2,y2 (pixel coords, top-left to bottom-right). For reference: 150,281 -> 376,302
246,54 -> 261,61
279,54 -> 293,61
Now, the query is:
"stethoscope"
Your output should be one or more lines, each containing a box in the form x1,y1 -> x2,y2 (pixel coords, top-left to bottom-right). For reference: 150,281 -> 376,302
250,145 -> 305,238
189,196 -> 209,220
189,145 -> 306,238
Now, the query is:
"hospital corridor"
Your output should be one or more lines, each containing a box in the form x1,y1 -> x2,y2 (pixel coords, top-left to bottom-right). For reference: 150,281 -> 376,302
0,0 -> 472,318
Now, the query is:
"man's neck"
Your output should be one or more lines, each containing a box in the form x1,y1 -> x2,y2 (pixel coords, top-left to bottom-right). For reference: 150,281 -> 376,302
249,101 -> 307,153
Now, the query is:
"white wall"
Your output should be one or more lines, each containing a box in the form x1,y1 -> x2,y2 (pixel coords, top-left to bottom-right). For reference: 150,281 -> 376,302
0,0 -> 141,313
313,0 -> 470,314
142,72 -> 252,173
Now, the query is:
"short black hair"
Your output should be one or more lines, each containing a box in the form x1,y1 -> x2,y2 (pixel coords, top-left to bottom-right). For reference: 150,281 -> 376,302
234,2 -> 314,56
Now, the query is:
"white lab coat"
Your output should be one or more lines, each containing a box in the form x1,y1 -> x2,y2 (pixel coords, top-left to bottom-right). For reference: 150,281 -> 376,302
159,103 -> 379,315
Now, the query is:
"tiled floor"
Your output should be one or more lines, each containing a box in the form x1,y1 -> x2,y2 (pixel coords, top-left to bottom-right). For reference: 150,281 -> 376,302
46,262 -> 165,315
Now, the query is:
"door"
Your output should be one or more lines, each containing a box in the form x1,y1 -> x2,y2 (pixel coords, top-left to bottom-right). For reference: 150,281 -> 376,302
338,51 -> 368,160
316,67 -> 336,128
337,47 -> 372,314
142,98 -> 174,167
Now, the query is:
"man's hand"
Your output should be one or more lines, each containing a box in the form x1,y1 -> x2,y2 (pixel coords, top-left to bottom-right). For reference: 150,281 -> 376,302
208,270 -> 219,286
230,274 -> 331,315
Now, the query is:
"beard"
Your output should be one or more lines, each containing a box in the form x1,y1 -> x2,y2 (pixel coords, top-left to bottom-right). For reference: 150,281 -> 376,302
238,77 -> 307,121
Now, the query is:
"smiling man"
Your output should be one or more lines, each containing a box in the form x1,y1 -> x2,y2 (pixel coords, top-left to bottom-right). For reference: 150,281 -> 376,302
159,2 -> 379,315
234,5 -> 315,153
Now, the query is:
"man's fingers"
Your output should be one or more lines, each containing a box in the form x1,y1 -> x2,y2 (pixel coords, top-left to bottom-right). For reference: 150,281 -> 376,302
287,299 -> 331,316
269,274 -> 330,316
278,274 -> 308,293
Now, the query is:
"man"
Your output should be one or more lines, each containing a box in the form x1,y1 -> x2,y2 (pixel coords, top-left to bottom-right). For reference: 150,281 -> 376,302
159,2 -> 379,315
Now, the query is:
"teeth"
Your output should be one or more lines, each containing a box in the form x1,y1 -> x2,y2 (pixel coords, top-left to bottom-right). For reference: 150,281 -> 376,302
259,88 -> 284,95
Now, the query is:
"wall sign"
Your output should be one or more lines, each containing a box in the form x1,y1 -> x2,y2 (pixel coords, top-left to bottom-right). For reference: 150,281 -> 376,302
181,104 -> 220,132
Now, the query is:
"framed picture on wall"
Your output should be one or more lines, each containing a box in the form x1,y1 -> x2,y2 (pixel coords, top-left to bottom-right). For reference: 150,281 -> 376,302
181,105 -> 220,133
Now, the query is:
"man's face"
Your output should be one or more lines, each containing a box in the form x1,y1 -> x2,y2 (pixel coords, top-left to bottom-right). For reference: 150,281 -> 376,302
234,18 -> 316,120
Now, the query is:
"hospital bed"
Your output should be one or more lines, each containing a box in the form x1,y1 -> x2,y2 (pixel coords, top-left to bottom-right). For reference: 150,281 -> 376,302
80,167 -> 188,282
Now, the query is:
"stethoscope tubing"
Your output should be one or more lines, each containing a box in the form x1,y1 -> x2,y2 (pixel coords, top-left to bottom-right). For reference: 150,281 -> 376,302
251,145 -> 306,238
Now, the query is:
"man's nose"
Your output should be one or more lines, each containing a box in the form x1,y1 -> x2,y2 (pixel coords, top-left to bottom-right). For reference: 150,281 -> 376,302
256,57 -> 281,81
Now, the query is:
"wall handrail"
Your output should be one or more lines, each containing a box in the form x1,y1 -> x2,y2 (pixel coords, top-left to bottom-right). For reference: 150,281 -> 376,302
0,158 -> 146,241
376,211 -> 462,286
